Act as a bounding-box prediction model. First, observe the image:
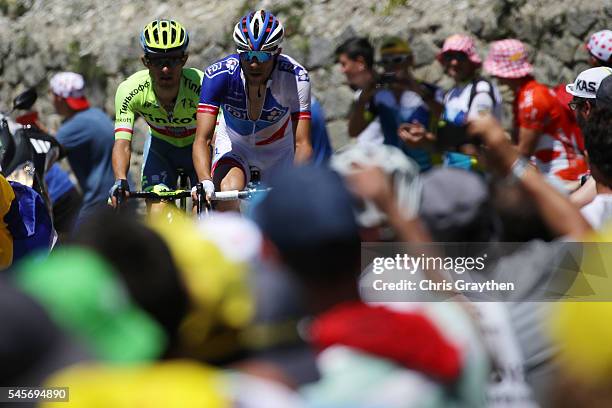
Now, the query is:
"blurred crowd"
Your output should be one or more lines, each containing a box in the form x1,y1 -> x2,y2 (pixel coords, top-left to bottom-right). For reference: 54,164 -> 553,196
1,22 -> 612,408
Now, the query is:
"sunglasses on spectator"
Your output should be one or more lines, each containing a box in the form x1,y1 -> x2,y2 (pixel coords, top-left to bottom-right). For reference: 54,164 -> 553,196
379,54 -> 410,65
145,56 -> 185,68
238,50 -> 277,63
442,52 -> 469,63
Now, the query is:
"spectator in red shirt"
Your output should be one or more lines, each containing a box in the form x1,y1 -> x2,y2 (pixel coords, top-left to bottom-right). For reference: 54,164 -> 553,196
484,39 -> 588,192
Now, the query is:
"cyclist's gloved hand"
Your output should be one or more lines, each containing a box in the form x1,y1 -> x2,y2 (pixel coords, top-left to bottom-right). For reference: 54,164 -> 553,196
108,179 -> 129,208
192,179 -> 214,201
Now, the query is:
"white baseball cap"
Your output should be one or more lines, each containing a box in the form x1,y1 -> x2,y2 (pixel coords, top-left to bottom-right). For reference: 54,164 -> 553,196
566,67 -> 612,99
49,72 -> 90,110
586,30 -> 612,63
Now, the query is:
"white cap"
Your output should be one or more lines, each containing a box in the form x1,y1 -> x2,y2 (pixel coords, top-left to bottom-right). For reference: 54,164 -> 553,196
49,72 -> 90,111
566,67 -> 612,99
586,30 -> 612,63
49,72 -> 85,98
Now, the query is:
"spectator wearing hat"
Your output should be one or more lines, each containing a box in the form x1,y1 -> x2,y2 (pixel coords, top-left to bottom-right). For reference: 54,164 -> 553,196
438,35 -> 502,124
347,37 -> 444,171
565,67 -> 612,130
49,72 -> 117,223
596,72 -> 612,108
551,29 -> 611,146
399,34 -> 503,170
564,68 -> 612,208
483,39 -> 588,192
586,29 -> 612,68
573,93 -> 612,230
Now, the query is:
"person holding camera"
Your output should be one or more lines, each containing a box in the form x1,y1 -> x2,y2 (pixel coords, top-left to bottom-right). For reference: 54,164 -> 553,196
399,34 -> 502,170
347,37 -> 443,171
335,37 -> 384,145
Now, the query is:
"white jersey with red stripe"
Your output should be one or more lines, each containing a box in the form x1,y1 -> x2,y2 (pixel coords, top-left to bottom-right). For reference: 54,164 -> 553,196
198,54 -> 311,169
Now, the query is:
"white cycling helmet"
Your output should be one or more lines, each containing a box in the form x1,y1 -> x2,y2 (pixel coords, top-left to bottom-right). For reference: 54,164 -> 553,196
331,143 -> 422,228
233,10 -> 284,52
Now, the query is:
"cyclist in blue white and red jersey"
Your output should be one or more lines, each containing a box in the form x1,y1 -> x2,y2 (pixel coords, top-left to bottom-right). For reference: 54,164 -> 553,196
192,10 -> 312,210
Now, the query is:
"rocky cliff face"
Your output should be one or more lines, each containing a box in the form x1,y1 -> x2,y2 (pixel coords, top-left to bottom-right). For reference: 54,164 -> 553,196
1,0 -> 610,154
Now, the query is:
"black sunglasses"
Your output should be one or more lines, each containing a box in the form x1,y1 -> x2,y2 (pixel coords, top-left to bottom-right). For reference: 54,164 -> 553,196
442,52 -> 468,63
145,56 -> 185,68
379,55 -> 410,65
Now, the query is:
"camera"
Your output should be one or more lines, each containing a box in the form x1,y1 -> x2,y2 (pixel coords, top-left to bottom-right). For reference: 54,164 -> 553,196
435,121 -> 471,150
377,72 -> 398,86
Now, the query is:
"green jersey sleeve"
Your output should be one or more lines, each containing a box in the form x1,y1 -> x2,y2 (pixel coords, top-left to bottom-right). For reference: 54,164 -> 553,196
114,71 -> 151,141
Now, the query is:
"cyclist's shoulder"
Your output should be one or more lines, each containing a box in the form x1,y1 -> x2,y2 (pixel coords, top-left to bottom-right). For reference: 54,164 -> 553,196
276,54 -> 307,72
275,54 -> 309,82
118,70 -> 151,87
182,67 -> 204,82
116,70 -> 152,97
203,54 -> 240,80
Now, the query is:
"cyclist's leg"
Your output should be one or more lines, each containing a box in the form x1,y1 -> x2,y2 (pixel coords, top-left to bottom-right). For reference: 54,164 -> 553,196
257,145 -> 294,185
212,146 -> 248,212
142,136 -> 177,214
142,136 -> 177,190
167,143 -> 196,211
170,143 -> 197,189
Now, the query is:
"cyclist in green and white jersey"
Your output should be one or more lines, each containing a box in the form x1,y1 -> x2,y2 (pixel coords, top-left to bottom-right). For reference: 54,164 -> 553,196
110,19 -> 204,206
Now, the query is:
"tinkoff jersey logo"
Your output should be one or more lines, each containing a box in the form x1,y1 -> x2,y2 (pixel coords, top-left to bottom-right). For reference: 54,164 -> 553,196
206,57 -> 240,79
119,80 -> 150,115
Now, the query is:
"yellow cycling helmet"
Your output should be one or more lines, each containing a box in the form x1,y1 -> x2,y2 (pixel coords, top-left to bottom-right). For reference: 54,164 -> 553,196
140,19 -> 189,54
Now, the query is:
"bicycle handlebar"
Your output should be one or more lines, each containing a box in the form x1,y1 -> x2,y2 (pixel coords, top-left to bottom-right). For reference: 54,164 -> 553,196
128,190 -> 192,200
211,190 -> 251,201
211,187 -> 271,201
119,187 -> 269,205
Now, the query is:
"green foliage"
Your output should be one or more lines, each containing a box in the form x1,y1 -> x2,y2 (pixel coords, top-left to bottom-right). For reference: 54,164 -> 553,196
237,0 -> 255,18
0,0 -> 32,18
66,40 -> 108,90
272,0 -> 305,36
382,0 -> 408,15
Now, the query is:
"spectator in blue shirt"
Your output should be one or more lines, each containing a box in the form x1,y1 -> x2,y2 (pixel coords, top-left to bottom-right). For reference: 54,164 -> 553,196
347,37 -> 444,171
310,97 -> 332,166
49,72 -> 116,223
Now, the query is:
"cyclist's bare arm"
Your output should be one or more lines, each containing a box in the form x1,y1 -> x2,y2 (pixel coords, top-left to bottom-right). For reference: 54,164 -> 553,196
193,112 -> 217,181
294,118 -> 312,164
112,139 -> 131,180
